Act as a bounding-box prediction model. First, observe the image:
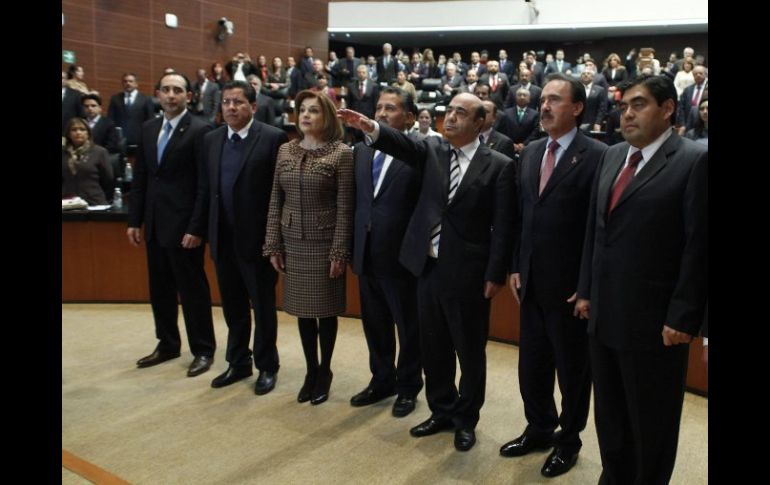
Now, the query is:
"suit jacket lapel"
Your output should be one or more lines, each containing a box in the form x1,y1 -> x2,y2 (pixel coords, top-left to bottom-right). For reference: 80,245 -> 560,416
613,133 -> 677,211
540,133 -> 585,198
236,121 -> 263,180
528,140 -> 547,197
359,144 -> 375,199
377,153 -> 406,199
159,113 -> 191,167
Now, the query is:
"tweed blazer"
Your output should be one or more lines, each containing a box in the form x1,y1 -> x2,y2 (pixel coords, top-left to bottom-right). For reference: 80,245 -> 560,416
263,139 -> 354,261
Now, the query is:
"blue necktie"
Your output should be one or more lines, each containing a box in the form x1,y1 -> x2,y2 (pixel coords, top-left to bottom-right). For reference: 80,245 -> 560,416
157,121 -> 172,163
371,151 -> 386,190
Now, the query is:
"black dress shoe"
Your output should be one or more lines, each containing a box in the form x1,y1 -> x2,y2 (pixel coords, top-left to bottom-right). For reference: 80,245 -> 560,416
454,428 -> 476,451
136,349 -> 180,368
254,370 -> 277,395
409,417 -> 454,437
187,355 -> 214,377
310,369 -> 333,405
499,431 -> 554,457
350,386 -> 396,407
210,366 -> 253,388
541,448 -> 579,477
297,371 -> 317,403
391,395 -> 416,417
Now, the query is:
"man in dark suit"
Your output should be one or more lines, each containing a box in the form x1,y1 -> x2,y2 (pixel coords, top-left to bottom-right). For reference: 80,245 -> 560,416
498,49 -> 516,79
349,87 -> 423,417
339,93 -> 516,452
108,73 -> 156,151
546,49 -> 572,75
82,94 -> 122,155
479,60 -> 510,109
127,73 -> 216,378
496,88 -> 541,160
479,100 -> 516,161
505,69 -> 542,110
192,68 -> 222,124
377,43 -> 398,84
204,80 -> 288,393
346,65 -> 379,142
579,68 -> 609,132
62,71 -> 84,134
676,65 -> 707,135
225,52 -> 257,82
500,73 -> 607,478
575,75 -> 707,484
82,94 -> 125,179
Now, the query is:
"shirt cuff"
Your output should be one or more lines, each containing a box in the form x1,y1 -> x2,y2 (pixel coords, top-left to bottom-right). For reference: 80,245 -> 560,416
364,121 -> 380,146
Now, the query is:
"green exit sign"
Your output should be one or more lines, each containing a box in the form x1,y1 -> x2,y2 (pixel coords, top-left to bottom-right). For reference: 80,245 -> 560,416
63,50 -> 76,64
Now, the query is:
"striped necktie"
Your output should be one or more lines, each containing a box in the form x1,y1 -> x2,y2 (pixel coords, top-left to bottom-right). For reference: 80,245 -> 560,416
429,149 -> 460,256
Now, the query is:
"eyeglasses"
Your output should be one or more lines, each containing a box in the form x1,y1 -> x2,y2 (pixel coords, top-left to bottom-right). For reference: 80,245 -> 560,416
222,98 -> 247,107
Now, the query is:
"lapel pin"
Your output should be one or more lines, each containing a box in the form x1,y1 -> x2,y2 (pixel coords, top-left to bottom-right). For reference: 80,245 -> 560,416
570,156 -> 577,164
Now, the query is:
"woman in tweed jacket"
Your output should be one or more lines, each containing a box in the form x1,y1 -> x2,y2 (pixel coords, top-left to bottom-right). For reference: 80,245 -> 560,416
264,90 -> 354,405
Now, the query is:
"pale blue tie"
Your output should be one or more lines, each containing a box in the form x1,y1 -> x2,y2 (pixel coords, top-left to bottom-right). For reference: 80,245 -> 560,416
429,149 -> 460,256
157,121 -> 172,163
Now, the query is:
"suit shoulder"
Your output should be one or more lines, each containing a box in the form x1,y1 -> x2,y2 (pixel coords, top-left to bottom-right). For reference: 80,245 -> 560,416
484,145 -> 513,165
204,124 -> 227,141
258,121 -> 289,141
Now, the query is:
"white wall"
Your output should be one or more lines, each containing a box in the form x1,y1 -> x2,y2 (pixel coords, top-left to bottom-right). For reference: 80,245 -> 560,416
329,0 -> 708,31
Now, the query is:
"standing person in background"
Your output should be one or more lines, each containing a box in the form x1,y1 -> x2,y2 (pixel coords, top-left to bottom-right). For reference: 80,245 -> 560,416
108,73 -> 156,150
205,81 -> 288,393
67,64 -> 91,94
574,74 -> 707,484
192,68 -> 222,125
263,90 -> 354,405
62,71 -> 84,135
349,87 -> 423,418
127,73 -> 216,378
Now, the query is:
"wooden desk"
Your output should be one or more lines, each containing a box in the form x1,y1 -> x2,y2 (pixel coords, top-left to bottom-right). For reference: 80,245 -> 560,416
62,209 -> 707,395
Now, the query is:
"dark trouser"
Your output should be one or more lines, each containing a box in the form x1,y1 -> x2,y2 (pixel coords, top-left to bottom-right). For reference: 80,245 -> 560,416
214,227 -> 278,372
590,337 -> 689,485
418,258 -> 490,429
358,271 -> 422,397
145,238 -> 215,357
518,295 -> 591,453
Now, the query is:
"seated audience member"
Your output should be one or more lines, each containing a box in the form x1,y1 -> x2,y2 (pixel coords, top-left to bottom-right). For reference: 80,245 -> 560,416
392,70 -> 417,102
246,75 -> 281,127
62,117 -> 114,205
266,56 -> 289,98
410,108 -> 442,139
684,97 -> 708,147
82,93 -> 125,177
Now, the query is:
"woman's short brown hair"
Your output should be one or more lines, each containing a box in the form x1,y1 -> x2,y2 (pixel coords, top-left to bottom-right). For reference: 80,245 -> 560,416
294,89 -> 343,142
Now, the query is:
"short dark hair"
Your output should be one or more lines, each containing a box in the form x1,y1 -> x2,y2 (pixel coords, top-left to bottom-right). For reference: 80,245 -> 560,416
223,80 -> 256,103
544,72 -> 587,125
122,72 -> 137,81
379,86 -> 417,116
619,74 -> 678,125
81,93 -> 102,106
158,72 -> 192,92
67,64 -> 81,79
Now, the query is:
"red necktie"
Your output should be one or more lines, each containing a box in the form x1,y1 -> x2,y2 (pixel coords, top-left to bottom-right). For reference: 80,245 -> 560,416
539,140 -> 559,195
691,84 -> 702,106
491,75 -> 497,91
608,151 -> 643,213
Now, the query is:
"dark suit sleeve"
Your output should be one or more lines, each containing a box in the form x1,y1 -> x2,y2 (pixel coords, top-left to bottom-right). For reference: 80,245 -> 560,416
577,149 -> 605,299
523,112 -> 541,145
596,89 -> 608,126
486,157 -> 516,284
371,123 -> 429,166
666,149 -> 708,335
497,135 -> 516,160
185,123 -> 213,238
128,124 -> 148,228
330,146 -> 355,262
95,146 -> 115,201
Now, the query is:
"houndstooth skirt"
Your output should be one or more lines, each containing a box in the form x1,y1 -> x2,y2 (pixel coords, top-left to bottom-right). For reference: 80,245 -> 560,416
281,236 -> 346,318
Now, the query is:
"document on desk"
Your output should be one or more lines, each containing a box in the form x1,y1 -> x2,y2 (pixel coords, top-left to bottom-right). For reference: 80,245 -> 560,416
87,205 -> 112,211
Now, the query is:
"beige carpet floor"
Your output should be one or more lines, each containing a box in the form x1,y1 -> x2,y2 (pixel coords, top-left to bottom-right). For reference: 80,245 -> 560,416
62,303 -> 707,484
